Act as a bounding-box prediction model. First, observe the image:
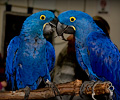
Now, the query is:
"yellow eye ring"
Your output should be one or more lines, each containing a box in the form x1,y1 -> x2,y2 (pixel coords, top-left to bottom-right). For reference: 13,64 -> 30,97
40,15 -> 46,20
70,17 -> 76,22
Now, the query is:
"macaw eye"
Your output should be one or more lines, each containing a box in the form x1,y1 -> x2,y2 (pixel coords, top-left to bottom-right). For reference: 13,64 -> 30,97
70,17 -> 76,22
40,15 -> 46,20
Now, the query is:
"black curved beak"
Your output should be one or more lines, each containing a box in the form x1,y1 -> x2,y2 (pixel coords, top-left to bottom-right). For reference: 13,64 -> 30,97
56,22 -> 75,41
43,16 -> 58,34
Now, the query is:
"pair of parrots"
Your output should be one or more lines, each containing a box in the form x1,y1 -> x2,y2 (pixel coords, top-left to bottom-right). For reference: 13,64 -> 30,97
6,10 -> 120,100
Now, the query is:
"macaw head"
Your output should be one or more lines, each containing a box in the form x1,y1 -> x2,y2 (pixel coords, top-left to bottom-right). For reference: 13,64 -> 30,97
57,10 -> 101,40
21,10 -> 58,37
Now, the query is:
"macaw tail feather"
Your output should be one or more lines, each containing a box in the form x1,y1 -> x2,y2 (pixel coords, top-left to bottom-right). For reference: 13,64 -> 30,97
10,76 -> 15,91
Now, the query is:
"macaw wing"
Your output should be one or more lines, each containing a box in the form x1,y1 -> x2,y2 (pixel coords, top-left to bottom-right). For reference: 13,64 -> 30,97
6,36 -> 20,81
46,41 -> 55,72
75,38 -> 88,71
87,31 -> 120,92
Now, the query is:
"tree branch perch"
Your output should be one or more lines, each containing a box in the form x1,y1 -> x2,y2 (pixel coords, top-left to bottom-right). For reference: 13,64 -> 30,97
0,80 -> 110,100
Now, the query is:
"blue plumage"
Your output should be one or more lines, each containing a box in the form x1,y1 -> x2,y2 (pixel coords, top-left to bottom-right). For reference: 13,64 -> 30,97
6,10 -> 55,90
57,10 -> 120,99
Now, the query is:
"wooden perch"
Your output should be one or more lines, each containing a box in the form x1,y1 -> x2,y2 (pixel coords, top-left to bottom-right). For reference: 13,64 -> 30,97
0,80 -> 110,100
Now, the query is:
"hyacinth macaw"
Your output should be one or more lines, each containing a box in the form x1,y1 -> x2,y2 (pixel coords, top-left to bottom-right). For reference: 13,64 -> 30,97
56,10 -> 120,100
5,10 -> 56,94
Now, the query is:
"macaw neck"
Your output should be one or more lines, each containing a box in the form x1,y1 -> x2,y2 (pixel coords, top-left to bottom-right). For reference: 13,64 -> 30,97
20,27 -> 44,39
20,23 -> 44,36
20,31 -> 45,42
75,22 -> 103,45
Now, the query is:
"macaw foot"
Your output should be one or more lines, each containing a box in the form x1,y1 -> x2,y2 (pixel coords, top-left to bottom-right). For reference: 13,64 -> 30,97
46,79 -> 62,100
79,80 -> 96,99
91,81 -> 101,100
80,81 -> 114,100
17,86 -> 30,100
17,86 -> 31,100
91,81 -> 114,100
24,86 -> 31,100
104,81 -> 114,100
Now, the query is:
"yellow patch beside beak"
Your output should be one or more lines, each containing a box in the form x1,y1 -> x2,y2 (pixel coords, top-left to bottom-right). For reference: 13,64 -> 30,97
43,23 -> 49,30
71,26 -> 76,31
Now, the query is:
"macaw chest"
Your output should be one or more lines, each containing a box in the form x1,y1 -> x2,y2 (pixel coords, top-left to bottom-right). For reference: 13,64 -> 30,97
16,40 -> 47,83
19,39 -> 46,58
16,39 -> 47,68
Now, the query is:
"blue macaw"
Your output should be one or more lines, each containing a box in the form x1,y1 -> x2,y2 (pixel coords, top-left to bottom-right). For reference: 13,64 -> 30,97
56,10 -> 120,100
5,10 -> 56,93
